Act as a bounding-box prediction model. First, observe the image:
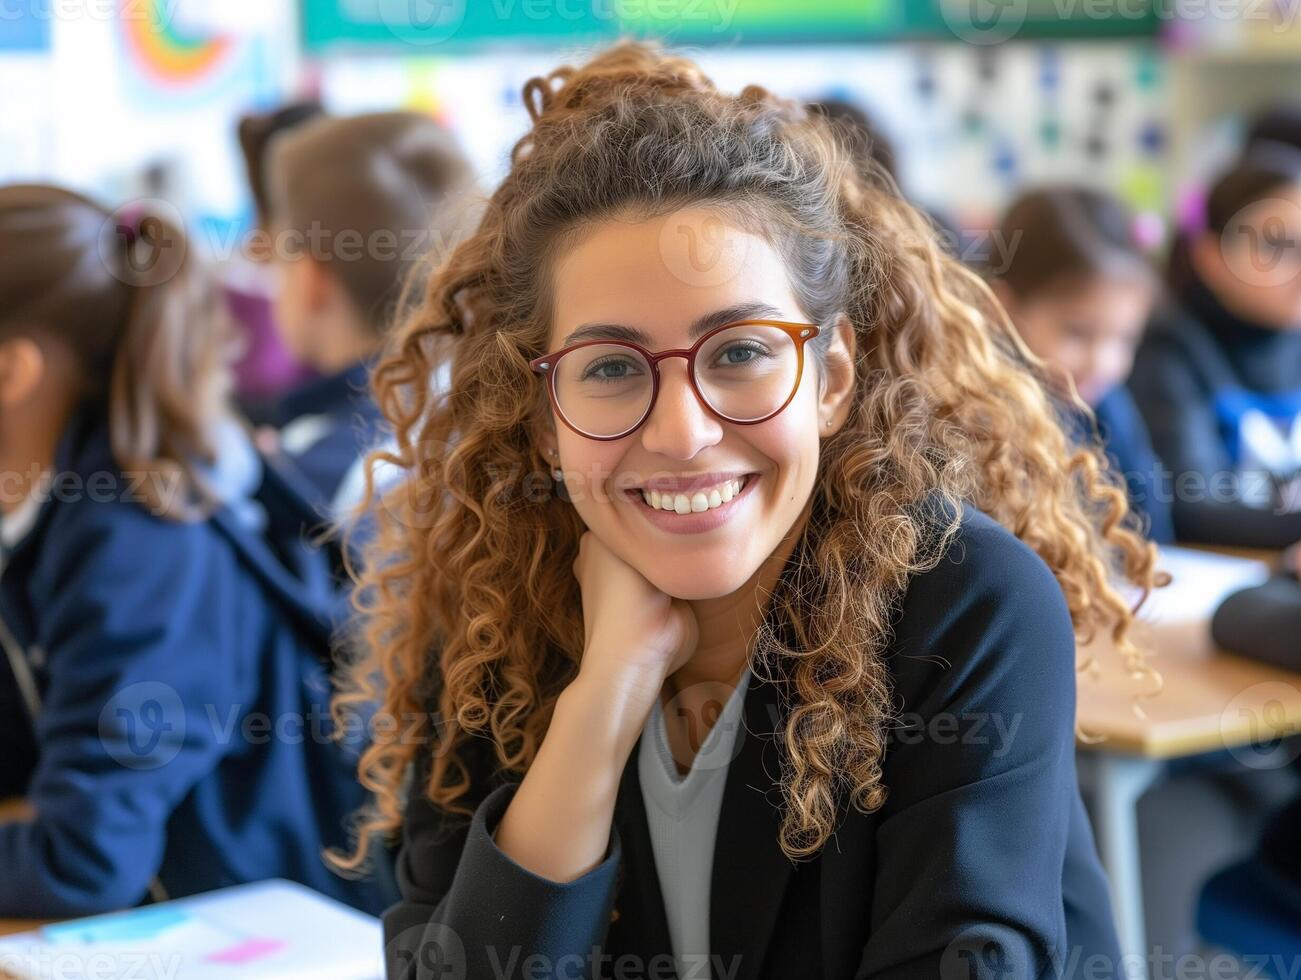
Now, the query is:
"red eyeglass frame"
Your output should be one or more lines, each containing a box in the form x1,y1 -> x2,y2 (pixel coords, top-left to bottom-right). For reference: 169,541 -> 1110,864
528,319 -> 820,441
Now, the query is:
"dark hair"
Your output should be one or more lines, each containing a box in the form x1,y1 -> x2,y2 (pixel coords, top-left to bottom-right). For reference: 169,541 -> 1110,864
0,184 -> 231,519
237,100 -> 327,230
265,111 -> 481,335
806,97 -> 897,180
1245,103 -> 1301,154
992,185 -> 1152,300
1169,144 -> 1301,293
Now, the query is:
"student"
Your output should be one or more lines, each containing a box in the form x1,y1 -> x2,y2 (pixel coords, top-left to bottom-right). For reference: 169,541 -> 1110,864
229,100 -> 326,424
338,43 -> 1157,979
1129,148 -> 1301,549
261,112 -> 479,517
990,186 -> 1174,543
0,184 -> 389,917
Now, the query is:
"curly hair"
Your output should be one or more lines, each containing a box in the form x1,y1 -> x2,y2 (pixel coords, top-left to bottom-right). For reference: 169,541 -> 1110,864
331,38 -> 1159,869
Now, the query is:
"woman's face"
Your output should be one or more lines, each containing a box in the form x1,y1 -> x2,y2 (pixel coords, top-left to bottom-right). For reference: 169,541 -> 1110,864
1004,275 -> 1154,407
541,207 -> 855,601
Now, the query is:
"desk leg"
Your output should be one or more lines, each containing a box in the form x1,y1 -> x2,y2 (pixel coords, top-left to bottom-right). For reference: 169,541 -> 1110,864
1078,753 -> 1163,980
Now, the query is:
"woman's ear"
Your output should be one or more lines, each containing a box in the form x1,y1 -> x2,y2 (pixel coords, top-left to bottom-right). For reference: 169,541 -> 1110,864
818,312 -> 857,435
0,336 -> 47,408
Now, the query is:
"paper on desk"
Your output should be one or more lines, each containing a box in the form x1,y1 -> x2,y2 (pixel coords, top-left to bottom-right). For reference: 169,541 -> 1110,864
0,879 -> 383,980
1127,546 -> 1272,627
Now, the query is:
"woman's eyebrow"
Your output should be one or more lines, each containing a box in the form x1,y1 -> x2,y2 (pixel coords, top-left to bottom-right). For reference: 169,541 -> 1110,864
560,301 -> 785,347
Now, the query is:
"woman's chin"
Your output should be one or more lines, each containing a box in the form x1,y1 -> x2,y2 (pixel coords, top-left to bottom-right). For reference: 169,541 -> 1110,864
642,565 -> 757,603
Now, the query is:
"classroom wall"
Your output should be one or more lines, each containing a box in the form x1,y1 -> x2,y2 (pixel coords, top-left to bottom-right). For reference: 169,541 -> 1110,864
0,0 -> 1295,257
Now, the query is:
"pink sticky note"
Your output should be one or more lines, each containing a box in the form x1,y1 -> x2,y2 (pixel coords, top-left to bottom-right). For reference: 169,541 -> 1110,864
203,937 -> 287,964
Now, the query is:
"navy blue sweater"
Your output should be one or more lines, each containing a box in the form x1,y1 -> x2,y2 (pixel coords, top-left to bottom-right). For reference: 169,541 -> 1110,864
383,507 -> 1122,980
273,360 -> 385,516
0,408 -> 388,917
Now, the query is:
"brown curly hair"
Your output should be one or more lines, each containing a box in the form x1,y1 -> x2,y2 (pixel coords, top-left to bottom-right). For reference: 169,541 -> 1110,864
331,38 -> 1159,870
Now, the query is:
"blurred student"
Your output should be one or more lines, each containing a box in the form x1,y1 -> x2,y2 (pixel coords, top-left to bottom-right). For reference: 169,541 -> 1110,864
990,186 -> 1173,543
261,111 -> 479,516
0,184 -> 389,917
1130,148 -> 1301,549
229,101 -> 327,423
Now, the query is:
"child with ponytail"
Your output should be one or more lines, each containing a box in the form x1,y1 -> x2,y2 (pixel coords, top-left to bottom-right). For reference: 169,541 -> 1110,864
0,184 -> 389,917
342,42 -> 1157,979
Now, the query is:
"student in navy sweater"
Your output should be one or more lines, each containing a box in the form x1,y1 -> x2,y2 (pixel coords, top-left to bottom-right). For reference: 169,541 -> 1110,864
259,112 -> 479,517
1129,147 -> 1301,549
334,43 -> 1160,979
990,186 -> 1173,544
0,184 -> 389,917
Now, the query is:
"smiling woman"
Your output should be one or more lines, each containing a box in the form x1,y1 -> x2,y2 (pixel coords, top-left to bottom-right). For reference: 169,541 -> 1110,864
333,39 -> 1160,980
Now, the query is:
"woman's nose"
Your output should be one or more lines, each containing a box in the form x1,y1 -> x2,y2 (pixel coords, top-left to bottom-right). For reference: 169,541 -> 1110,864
638,359 -> 724,460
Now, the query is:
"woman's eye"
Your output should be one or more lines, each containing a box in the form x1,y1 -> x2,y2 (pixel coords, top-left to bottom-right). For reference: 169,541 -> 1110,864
582,357 -> 642,381
715,342 -> 768,366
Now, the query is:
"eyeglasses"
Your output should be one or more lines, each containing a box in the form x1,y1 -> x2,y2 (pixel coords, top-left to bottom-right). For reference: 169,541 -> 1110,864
529,319 -> 820,441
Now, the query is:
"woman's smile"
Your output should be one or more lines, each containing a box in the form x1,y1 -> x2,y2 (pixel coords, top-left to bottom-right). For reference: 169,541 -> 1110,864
622,471 -> 760,535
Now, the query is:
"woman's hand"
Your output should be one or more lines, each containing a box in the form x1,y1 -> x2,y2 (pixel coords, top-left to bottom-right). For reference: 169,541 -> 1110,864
571,531 -> 699,694
492,532 -> 697,884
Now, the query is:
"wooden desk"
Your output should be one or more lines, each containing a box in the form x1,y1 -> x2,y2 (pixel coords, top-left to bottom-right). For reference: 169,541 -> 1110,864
1075,546 -> 1301,979
0,920 -> 45,938
0,800 -> 32,825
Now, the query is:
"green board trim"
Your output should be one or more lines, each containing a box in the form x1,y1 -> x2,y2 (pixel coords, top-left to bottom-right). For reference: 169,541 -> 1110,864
301,0 -> 1159,54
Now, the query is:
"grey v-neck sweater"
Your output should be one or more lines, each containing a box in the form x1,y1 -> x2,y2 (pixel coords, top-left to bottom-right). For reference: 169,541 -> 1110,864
636,667 -> 752,980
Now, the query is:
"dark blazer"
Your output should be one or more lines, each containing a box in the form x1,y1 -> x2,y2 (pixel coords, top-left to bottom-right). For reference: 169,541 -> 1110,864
0,407 -> 389,917
383,508 -> 1122,979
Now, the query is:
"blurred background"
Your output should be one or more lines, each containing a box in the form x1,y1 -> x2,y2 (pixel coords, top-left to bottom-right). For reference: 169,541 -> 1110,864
5,0 -> 1298,250
4,0 -> 1301,971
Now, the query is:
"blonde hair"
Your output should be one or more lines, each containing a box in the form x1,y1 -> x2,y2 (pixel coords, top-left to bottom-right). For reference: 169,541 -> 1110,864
333,39 -> 1158,868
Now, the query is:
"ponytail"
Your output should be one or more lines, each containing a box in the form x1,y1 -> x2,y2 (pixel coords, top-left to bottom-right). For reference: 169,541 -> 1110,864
0,185 -> 233,521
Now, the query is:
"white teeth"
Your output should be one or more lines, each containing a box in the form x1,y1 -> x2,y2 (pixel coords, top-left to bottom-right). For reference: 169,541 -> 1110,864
639,477 -> 747,515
